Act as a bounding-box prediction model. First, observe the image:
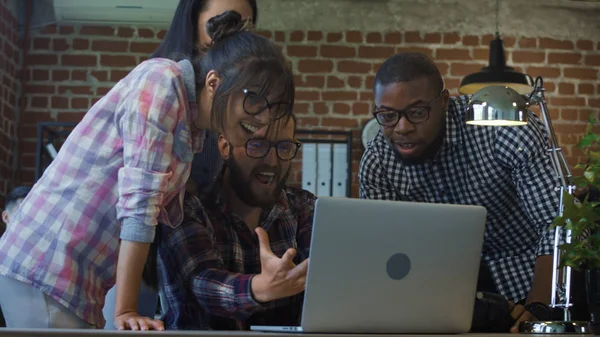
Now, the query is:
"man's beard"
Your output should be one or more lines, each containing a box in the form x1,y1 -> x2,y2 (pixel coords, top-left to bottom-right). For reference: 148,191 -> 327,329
227,155 -> 290,208
388,126 -> 445,166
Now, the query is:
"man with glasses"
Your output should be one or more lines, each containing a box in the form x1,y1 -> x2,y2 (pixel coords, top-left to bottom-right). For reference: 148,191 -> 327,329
359,52 -> 559,332
157,115 -> 315,330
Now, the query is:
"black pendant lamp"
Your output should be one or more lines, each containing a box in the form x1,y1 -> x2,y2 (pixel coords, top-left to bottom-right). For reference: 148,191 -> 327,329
458,0 -> 533,95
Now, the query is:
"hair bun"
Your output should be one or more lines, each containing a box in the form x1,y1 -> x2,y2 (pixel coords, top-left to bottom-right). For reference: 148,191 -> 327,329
206,10 -> 253,44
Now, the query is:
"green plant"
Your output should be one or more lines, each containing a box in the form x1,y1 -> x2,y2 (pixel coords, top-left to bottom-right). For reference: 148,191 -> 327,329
551,116 -> 600,271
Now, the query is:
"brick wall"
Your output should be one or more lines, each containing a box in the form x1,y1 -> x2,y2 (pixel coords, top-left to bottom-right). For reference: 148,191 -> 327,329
0,0 -> 20,205
22,24 -> 600,197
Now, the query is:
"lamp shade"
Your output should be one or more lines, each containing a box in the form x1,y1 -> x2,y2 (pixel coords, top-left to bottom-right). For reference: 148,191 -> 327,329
466,85 -> 529,126
459,35 -> 534,95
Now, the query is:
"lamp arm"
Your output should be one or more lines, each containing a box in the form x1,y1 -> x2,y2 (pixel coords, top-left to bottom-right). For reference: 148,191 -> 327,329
529,77 -> 575,321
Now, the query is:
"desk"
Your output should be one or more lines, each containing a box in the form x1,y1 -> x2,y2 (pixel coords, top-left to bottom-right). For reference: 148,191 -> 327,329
0,330 -> 589,337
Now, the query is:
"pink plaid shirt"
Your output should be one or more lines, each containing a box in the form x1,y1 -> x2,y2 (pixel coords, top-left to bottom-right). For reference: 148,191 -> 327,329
0,58 -> 204,327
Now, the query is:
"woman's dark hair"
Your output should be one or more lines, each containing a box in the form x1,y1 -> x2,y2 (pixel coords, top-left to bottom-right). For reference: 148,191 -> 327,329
196,10 -> 295,132
151,0 -> 258,60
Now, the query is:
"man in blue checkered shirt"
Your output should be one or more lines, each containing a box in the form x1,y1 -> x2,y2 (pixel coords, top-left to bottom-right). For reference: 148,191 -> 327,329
359,52 -> 559,332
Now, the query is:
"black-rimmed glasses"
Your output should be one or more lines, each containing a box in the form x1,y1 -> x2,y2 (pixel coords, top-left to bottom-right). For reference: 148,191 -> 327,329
243,89 -> 290,121
373,89 -> 446,127
245,138 -> 301,161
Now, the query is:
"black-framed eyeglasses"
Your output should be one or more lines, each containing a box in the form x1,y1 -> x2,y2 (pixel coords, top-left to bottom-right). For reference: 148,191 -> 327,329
245,138 -> 301,161
373,89 -> 447,127
243,89 -> 290,121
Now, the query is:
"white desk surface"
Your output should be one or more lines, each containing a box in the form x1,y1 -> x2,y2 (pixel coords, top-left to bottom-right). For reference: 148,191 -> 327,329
0,330 -> 590,337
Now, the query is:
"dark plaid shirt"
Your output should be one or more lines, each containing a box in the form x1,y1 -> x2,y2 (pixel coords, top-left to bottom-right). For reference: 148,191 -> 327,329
359,95 -> 559,302
157,186 -> 316,330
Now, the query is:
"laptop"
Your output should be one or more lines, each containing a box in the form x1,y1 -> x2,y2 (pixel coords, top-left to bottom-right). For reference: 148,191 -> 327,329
251,197 -> 487,334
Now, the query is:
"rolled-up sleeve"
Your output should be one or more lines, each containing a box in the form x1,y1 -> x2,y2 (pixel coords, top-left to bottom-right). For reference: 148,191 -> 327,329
493,112 -> 560,256
116,61 -> 185,243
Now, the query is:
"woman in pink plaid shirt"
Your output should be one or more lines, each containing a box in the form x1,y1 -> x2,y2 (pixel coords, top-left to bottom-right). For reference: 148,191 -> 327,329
0,10 -> 294,330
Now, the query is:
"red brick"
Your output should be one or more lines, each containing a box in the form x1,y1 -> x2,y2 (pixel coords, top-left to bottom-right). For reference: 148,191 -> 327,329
287,45 -> 317,57
296,91 -> 319,101
576,40 -> 594,51
360,91 -> 374,101
366,32 -> 382,43
548,52 -> 582,65
157,30 -> 167,39
296,75 -> 325,88
346,31 -> 362,43
73,39 -> 89,50
96,87 -> 112,96
450,63 -> 483,76
326,32 -> 343,43
558,83 -> 575,95
502,37 -> 516,47
293,103 -> 310,115
100,55 -> 136,68
327,76 -> 345,89
321,45 -> 355,58
298,60 -> 333,73
289,31 -> 304,42
118,27 -> 135,38
333,103 -> 351,114
358,46 -> 394,59
138,28 -> 155,38
473,48 -> 489,61
321,117 -> 358,128
31,69 -> 49,81
313,102 -> 329,114
131,42 -> 158,54
52,39 -> 70,51
40,24 -> 57,34
347,76 -> 362,89
365,76 -> 375,89
585,55 -> 600,66
52,70 -> 69,81
72,71 -> 87,81
296,117 -> 319,127
110,70 -> 130,82
564,68 -> 598,80
256,30 -> 271,39
549,97 -> 586,107
405,31 -> 441,44
337,61 -> 371,73
321,91 -> 357,101
79,26 -> 115,36
480,34 -> 494,45
58,86 -> 93,95
57,112 -> 84,124
307,31 -> 322,42
396,47 -> 433,58
62,55 -> 97,67
384,32 -> 402,44
27,54 -> 58,66
437,48 -> 471,60
512,51 -> 545,63
590,99 -> 600,108
436,62 -> 449,76
51,97 -> 69,109
71,98 -> 90,110
527,66 -> 561,78
274,31 -> 285,42
462,35 -> 479,46
92,40 -> 129,52
443,33 -> 461,44
59,26 -> 75,35
519,37 -> 537,48
33,38 -> 50,50
579,83 -> 595,95
539,38 -> 574,50
353,102 -> 370,115
30,96 -> 48,108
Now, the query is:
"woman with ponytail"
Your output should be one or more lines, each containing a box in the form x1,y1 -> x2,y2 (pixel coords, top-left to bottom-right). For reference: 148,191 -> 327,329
0,10 -> 294,331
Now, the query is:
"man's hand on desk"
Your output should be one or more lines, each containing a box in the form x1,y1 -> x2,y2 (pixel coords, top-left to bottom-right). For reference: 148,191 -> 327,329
251,227 -> 309,303
508,302 -> 536,333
